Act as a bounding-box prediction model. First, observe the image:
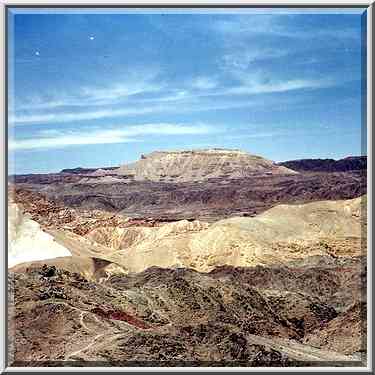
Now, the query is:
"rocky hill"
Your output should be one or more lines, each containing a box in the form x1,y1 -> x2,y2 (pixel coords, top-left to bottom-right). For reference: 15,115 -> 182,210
86,196 -> 364,274
116,149 -> 297,182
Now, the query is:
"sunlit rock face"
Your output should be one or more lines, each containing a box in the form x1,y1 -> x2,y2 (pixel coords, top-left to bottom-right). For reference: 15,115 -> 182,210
8,203 -> 71,268
116,149 -> 297,182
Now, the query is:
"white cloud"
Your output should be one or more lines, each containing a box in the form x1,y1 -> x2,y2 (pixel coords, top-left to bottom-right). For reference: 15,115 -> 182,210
228,78 -> 334,95
10,97 -> 263,125
9,123 -> 220,150
80,81 -> 161,104
9,133 -> 138,151
147,90 -> 189,102
11,106 -> 161,124
190,77 -> 218,90
223,67 -> 336,96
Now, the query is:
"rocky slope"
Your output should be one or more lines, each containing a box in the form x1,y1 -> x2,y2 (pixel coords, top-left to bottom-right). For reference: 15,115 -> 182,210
116,149 -> 297,182
303,301 -> 366,355
11,169 -> 366,223
9,263 -> 365,366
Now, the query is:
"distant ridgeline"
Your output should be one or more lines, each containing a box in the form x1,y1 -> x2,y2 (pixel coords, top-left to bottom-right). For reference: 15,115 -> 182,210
278,156 -> 367,173
60,166 -> 118,174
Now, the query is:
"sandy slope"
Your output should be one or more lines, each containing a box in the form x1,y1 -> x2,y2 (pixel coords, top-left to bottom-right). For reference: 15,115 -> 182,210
86,196 -> 364,273
10,196 -> 365,278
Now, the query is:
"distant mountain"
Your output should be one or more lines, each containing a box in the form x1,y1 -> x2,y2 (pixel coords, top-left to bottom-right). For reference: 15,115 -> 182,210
60,166 -> 118,174
116,149 -> 297,182
278,156 -> 367,172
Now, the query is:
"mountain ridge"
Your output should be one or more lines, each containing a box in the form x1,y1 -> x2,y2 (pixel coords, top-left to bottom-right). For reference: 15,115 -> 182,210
278,156 -> 366,173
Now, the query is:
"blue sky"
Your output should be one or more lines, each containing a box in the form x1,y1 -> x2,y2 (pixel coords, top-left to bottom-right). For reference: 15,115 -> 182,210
8,8 -> 366,174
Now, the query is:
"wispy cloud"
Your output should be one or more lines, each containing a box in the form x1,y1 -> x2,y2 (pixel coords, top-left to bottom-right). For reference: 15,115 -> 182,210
11,22 -> 345,128
228,78 -> 335,95
10,95 -> 266,125
15,70 -> 162,111
10,82 -> 320,125
14,55 -> 336,122
213,15 -> 360,40
9,132 -> 138,151
9,123 -> 220,150
11,106 -> 160,124
221,48 -> 289,70
213,15 -> 286,37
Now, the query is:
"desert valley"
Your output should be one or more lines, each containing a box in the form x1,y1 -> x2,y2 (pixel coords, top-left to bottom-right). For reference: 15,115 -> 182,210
7,149 -> 367,366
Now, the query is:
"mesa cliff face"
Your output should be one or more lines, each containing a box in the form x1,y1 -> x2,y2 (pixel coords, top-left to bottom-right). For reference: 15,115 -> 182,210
116,149 -> 297,182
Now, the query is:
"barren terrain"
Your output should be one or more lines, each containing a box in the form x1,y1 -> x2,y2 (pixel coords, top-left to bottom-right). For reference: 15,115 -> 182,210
8,150 -> 367,367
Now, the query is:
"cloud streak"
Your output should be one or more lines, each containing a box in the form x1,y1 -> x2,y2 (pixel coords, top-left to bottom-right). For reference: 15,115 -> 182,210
15,70 -> 162,111
228,78 -> 335,95
9,123 -> 221,150
11,75 -> 333,125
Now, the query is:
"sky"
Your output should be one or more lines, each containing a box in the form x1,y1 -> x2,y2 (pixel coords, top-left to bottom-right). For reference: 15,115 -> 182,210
8,8 -> 367,174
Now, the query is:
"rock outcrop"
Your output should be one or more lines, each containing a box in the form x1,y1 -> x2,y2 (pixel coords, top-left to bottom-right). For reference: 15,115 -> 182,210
303,302 -> 366,355
8,203 -> 72,268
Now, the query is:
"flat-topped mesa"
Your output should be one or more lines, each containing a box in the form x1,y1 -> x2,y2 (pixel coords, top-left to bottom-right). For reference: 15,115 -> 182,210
116,148 -> 297,182
146,148 -> 249,156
